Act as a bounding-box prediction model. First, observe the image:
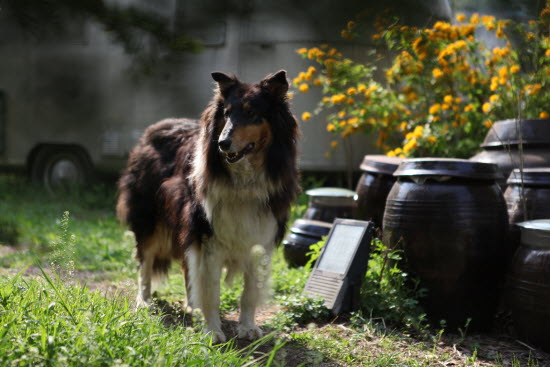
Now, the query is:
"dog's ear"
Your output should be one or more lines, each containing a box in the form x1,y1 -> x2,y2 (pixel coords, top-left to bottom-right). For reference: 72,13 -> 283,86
261,70 -> 288,98
212,72 -> 237,94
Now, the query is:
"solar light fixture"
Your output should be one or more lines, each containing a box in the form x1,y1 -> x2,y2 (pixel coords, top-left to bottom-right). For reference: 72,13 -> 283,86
303,218 -> 374,315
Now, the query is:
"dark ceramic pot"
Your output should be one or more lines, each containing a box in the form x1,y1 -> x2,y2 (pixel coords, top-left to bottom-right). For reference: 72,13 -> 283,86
504,168 -> 550,258
508,220 -> 550,352
383,158 -> 508,329
355,155 -> 402,227
470,119 -> 550,188
283,219 -> 332,268
303,187 -> 356,223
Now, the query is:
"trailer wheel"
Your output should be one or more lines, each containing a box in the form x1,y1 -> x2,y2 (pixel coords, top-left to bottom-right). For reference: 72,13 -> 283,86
30,146 -> 93,192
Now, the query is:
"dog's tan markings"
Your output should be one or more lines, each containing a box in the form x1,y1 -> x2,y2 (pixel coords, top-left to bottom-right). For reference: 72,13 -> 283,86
225,103 -> 232,112
230,120 -> 272,167
243,102 -> 251,112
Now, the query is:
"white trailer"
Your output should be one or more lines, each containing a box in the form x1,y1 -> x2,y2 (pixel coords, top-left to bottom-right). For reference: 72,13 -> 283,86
0,0 -> 451,189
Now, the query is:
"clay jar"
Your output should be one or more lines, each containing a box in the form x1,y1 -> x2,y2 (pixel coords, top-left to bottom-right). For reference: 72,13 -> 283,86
383,158 -> 508,329
303,187 -> 356,223
508,220 -> 550,352
504,168 -> 550,258
355,155 -> 402,228
470,119 -> 550,188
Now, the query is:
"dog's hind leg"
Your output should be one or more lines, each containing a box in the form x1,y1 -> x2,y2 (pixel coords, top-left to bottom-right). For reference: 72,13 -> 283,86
135,245 -> 154,309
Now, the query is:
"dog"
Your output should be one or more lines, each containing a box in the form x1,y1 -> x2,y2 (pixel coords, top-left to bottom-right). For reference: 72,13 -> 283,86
116,70 -> 299,343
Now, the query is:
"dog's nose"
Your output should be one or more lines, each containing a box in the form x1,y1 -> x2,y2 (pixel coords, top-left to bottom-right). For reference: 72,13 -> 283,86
218,139 -> 232,151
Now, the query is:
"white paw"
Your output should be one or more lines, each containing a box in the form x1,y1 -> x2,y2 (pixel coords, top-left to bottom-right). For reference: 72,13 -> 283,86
135,296 -> 151,310
237,324 -> 263,341
206,328 -> 227,344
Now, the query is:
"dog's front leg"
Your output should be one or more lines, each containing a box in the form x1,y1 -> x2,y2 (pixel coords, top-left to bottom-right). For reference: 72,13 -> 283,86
199,250 -> 226,343
238,257 -> 267,340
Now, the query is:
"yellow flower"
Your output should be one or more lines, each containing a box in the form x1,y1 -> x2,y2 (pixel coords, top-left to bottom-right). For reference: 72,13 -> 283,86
482,102 -> 491,113
322,96 -> 330,103
531,83 -> 542,95
297,48 -> 308,55
330,94 -> 346,104
484,119 -> 493,128
347,21 -> 356,29
302,112 -> 311,121
470,13 -> 480,24
394,147 -> 403,155
443,95 -> 453,104
327,124 -> 335,132
455,97 -> 462,104
428,135 -> 437,143
341,29 -> 352,40
387,150 -> 397,157
313,78 -> 322,86
429,103 -> 441,114
346,98 -> 355,105
489,94 -> 499,102
442,103 -> 450,110
456,13 -> 466,22
338,110 -> 346,118
510,65 -> 520,73
540,111 -> 549,119
307,66 -> 316,74
347,87 -> 357,96
330,140 -> 338,149
298,83 -> 309,93
357,84 -> 367,93
546,49 -> 550,58
407,92 -> 418,102
403,139 -> 418,153
292,77 -> 301,85
452,121 -> 459,128
400,121 -> 408,130
348,117 -> 359,126
432,68 -> 444,79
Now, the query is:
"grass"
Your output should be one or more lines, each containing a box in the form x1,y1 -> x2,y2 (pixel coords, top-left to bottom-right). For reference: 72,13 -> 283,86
0,173 -> 548,366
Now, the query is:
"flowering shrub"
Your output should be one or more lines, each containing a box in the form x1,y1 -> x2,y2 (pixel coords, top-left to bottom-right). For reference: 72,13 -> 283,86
294,6 -> 550,158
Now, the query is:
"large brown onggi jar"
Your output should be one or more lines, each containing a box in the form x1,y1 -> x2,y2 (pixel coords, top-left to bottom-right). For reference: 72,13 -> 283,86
508,220 -> 550,353
470,119 -> 550,188
355,155 -> 402,228
303,187 -> 356,223
383,158 -> 508,330
504,168 -> 550,258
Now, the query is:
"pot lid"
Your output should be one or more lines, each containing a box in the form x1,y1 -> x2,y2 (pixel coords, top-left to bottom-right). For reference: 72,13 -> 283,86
393,158 -> 502,180
507,168 -> 550,186
290,219 -> 333,237
359,155 -> 403,175
481,119 -> 550,148
306,187 -> 356,198
516,220 -> 550,249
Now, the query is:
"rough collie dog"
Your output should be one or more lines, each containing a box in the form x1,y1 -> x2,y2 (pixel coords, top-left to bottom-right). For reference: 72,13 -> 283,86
116,70 -> 299,343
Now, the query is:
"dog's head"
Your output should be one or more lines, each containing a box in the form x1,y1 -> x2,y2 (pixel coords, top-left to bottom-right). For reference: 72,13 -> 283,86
210,70 -> 289,165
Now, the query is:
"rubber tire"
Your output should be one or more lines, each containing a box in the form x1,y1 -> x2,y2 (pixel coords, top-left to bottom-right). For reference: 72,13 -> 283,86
30,146 -> 93,192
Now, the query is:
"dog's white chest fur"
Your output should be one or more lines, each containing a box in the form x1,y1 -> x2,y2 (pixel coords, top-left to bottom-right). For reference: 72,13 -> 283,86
204,192 -> 277,255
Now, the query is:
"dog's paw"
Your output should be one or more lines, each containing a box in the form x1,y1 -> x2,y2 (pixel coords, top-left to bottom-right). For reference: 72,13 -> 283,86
237,324 -> 263,341
134,296 -> 151,310
206,328 -> 227,344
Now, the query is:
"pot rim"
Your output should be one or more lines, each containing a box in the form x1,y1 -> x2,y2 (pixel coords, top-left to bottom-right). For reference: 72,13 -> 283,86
359,155 -> 402,175
516,219 -> 550,249
394,158 -> 502,180
480,118 -> 550,148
